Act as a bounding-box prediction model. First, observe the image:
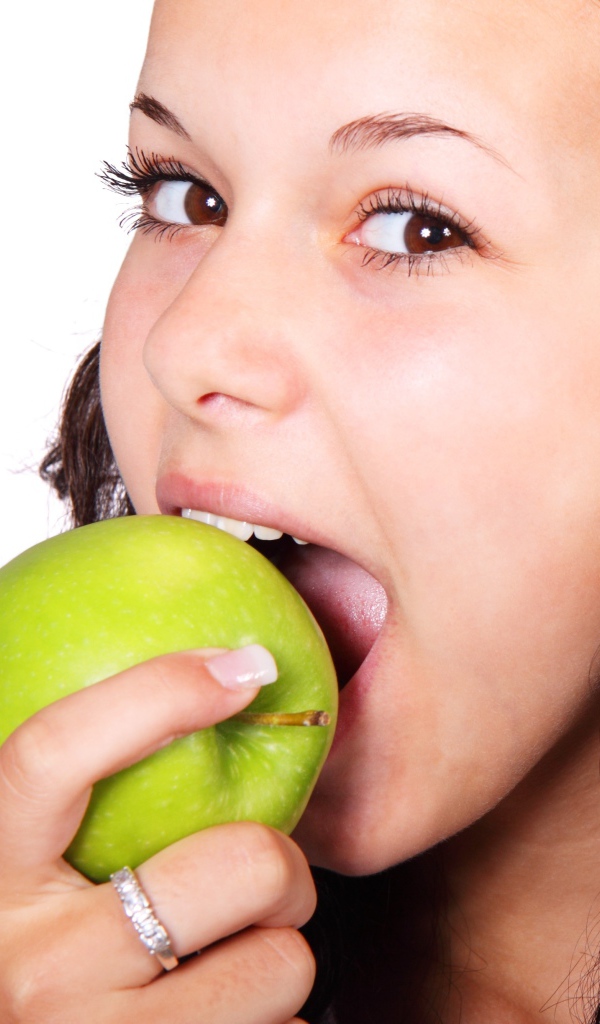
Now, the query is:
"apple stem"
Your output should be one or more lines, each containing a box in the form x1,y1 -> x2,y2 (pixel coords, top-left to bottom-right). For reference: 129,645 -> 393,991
232,710 -> 331,727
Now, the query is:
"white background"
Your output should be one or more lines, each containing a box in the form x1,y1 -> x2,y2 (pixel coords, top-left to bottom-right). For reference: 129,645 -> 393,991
1,3 -> 154,567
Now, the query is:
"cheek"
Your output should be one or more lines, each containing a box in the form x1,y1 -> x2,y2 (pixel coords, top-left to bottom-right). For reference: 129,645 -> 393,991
333,280 -> 600,701
100,244 -> 182,512
300,292 -> 600,870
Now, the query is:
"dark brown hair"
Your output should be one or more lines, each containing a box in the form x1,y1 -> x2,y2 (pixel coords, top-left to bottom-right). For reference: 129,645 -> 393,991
40,341 -> 133,527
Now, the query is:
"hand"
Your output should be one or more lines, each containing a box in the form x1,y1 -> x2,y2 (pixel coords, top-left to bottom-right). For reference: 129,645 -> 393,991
0,650 -> 317,1023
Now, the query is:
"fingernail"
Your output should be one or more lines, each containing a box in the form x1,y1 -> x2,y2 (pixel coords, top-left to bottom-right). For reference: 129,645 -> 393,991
204,644 -> 278,690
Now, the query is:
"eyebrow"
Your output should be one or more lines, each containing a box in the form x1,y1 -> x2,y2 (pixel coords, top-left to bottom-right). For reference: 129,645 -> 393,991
131,94 -> 512,172
130,93 -> 192,140
330,112 -> 512,170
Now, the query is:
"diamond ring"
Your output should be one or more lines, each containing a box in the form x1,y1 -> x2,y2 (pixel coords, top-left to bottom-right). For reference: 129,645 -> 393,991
111,866 -> 179,971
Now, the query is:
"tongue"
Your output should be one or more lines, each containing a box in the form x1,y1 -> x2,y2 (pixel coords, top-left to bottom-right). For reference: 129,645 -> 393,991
276,544 -> 387,686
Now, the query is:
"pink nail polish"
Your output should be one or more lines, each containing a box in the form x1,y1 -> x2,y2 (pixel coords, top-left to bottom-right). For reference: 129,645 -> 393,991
204,645 -> 278,690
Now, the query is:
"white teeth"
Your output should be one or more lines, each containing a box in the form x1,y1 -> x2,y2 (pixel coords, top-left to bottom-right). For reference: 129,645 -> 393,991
215,515 -> 254,541
253,525 -> 283,541
182,508 -> 217,526
182,508 -> 253,541
181,509 -> 304,544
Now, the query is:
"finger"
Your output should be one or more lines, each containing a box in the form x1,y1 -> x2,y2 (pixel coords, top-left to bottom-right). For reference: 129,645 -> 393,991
0,649 -> 263,878
98,822 -> 317,989
4,917 -> 314,1024
113,926 -> 316,1024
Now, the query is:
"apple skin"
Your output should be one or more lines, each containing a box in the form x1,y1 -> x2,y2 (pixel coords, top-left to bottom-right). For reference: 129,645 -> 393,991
0,515 -> 337,882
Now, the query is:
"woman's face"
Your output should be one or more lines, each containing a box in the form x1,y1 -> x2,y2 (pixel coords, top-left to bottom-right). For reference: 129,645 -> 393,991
101,0 -> 600,874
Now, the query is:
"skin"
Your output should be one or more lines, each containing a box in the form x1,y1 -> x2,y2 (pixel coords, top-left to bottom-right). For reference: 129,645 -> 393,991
3,0 -> 600,1020
105,0 -> 600,892
103,0 -> 600,874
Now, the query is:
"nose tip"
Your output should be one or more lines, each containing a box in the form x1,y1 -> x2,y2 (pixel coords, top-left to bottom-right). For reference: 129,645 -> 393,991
143,259 -> 306,423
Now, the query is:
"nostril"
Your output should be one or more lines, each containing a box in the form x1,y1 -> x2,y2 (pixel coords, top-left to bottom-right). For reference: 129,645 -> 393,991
198,391 -> 226,407
198,391 -> 260,412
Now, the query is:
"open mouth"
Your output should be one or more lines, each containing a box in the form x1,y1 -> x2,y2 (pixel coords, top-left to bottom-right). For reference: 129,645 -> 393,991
182,508 -> 388,689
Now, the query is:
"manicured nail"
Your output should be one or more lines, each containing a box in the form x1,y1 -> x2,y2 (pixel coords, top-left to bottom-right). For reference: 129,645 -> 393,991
204,645 -> 278,690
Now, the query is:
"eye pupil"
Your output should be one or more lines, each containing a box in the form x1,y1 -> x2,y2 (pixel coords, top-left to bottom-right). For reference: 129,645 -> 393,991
405,214 -> 462,254
420,225 -> 451,242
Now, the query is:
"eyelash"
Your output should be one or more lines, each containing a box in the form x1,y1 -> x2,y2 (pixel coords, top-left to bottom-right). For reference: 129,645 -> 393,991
99,149 -> 215,241
99,149 -> 480,273
353,188 -> 478,276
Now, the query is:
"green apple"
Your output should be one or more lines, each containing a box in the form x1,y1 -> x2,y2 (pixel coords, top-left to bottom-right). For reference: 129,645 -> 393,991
0,515 -> 337,882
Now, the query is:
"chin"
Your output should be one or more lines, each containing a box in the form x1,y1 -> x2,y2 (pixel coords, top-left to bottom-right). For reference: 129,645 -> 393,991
291,772 -> 431,877
292,808 -> 411,877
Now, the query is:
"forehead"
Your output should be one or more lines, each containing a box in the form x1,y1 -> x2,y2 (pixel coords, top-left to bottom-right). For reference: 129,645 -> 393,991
142,0 -> 600,178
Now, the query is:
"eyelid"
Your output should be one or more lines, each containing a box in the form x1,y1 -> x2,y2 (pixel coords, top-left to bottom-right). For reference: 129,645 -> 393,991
352,186 -> 479,242
341,184 -> 499,277
99,147 -> 228,240
99,147 -> 216,197
356,245 -> 474,277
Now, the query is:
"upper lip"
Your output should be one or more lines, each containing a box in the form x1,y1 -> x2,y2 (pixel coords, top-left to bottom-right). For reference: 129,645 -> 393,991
156,472 -> 327,548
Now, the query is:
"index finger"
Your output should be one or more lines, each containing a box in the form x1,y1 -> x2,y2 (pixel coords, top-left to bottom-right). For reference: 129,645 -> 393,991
0,648 -> 264,882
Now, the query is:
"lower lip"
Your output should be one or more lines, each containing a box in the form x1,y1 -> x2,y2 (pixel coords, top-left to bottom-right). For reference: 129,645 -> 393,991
328,625 -> 384,754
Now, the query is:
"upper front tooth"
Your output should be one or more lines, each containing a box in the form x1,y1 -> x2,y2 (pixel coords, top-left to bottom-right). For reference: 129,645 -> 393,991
182,508 -> 218,526
182,507 -> 253,540
254,525 -> 283,541
215,515 -> 254,541
182,508 -> 284,543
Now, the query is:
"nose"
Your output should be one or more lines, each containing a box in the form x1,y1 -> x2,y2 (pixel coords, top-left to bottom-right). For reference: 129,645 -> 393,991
142,237 -> 307,423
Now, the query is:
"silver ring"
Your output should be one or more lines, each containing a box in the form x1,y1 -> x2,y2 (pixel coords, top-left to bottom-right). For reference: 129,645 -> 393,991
111,866 -> 179,971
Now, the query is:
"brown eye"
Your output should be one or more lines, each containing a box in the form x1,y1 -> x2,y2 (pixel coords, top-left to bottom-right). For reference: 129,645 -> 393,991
151,180 -> 227,227
403,213 -> 464,254
346,208 -> 469,259
183,183 -> 227,226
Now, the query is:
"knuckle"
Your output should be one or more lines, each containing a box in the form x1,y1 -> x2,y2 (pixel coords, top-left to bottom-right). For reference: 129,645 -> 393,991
132,652 -> 200,716
0,712 -> 65,803
230,822 -> 297,911
257,926 -> 316,996
0,948 -> 66,1023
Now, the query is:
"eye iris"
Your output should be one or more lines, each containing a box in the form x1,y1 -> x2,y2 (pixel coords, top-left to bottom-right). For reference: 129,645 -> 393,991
404,214 -> 462,254
184,184 -> 227,226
